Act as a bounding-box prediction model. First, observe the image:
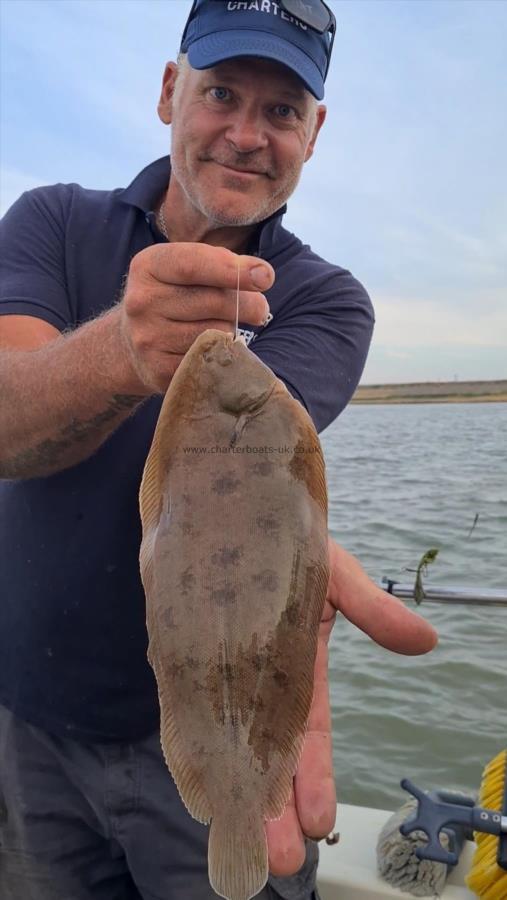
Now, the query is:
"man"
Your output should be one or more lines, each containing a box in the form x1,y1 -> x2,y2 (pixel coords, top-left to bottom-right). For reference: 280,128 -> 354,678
0,1 -> 437,898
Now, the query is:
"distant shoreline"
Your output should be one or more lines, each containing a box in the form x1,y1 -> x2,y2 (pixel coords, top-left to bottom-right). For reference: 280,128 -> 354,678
351,379 -> 507,405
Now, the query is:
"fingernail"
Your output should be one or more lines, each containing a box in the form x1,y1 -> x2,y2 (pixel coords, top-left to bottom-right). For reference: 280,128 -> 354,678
251,265 -> 272,289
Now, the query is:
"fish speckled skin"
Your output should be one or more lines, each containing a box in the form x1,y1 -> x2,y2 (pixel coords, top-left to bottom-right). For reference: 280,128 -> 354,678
139,330 -> 329,900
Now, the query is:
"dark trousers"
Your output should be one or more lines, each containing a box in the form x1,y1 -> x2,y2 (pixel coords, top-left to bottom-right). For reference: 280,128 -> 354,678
0,703 -> 320,900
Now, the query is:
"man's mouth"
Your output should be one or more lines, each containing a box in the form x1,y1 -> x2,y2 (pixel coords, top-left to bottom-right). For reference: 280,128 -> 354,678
203,156 -> 272,178
217,162 -> 265,177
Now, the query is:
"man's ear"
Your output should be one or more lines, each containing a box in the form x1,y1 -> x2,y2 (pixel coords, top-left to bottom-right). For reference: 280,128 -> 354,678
304,105 -> 327,163
157,62 -> 179,125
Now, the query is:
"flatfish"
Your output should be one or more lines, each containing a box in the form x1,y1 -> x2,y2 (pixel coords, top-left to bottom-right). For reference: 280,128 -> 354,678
139,329 -> 329,900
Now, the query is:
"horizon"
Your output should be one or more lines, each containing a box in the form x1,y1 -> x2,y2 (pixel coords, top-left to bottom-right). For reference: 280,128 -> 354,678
1,0 -> 506,384
358,376 -> 507,387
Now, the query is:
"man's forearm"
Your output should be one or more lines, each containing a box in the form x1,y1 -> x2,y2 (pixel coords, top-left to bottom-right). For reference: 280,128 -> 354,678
0,308 -> 149,479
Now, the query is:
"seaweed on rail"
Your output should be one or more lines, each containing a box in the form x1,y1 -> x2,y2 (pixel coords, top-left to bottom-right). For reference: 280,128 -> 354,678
413,548 -> 440,605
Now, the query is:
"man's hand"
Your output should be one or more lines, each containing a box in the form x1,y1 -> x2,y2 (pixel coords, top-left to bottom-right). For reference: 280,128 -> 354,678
119,243 -> 274,394
266,537 -> 438,876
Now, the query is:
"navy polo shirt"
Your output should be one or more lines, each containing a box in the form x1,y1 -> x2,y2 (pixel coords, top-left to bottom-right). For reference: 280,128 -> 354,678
0,156 -> 374,741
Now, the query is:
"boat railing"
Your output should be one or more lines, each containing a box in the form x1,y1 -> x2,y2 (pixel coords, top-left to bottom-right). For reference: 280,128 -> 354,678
380,578 -> 507,606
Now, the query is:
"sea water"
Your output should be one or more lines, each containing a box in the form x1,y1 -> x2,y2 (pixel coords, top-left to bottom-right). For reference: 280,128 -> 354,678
321,402 -> 507,809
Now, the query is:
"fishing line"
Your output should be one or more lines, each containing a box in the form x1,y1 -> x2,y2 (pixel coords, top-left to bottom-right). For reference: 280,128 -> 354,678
234,258 -> 240,340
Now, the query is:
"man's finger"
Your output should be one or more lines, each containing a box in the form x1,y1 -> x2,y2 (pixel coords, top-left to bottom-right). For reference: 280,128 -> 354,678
150,286 -> 270,329
294,635 -> 337,839
327,539 -> 438,655
266,788 -> 306,877
146,243 -> 275,292
343,587 -> 438,654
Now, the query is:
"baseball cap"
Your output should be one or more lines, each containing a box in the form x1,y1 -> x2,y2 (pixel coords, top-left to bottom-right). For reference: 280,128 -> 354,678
179,0 -> 336,101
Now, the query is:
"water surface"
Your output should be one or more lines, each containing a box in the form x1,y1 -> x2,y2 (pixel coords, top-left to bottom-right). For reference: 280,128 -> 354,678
321,402 -> 507,809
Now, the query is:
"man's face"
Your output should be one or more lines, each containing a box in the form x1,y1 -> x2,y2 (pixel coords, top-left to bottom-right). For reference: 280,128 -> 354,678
158,57 -> 326,228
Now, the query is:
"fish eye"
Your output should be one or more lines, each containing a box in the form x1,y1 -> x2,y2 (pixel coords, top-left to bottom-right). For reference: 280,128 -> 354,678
202,343 -> 216,362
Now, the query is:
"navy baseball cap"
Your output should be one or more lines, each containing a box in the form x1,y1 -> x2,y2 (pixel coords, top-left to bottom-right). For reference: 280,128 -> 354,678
179,0 -> 336,101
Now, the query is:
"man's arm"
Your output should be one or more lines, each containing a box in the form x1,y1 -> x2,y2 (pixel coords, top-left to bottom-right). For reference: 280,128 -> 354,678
0,244 -> 272,480
0,308 -> 145,479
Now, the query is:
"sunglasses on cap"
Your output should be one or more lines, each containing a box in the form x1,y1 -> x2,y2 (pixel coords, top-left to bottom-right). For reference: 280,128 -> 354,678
181,0 -> 337,82
280,0 -> 336,78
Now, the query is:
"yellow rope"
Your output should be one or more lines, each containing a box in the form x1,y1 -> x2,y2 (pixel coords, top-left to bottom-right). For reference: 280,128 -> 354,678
466,749 -> 507,899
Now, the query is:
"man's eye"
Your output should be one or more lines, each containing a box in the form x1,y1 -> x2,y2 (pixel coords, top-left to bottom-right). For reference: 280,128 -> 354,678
274,104 -> 296,119
209,87 -> 231,101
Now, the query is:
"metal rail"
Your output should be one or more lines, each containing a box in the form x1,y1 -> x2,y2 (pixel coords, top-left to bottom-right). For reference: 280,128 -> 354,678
381,578 -> 507,606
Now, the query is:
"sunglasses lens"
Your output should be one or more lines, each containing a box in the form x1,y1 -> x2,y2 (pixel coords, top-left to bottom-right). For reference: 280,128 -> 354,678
281,0 -> 331,33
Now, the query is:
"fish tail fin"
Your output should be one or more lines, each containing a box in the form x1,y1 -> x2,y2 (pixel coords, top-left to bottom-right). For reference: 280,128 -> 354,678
208,809 -> 268,900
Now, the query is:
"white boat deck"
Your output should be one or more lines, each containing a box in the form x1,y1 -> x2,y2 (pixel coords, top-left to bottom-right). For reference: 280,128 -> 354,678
317,804 -> 476,899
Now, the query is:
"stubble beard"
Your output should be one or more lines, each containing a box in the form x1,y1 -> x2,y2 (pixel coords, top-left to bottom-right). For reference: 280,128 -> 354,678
170,147 -> 303,227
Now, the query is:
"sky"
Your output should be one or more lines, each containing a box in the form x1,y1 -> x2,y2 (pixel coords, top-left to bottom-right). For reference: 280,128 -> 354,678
1,0 -> 506,384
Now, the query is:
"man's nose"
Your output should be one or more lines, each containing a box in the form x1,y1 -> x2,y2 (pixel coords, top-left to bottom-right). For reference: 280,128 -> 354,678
224,110 -> 269,153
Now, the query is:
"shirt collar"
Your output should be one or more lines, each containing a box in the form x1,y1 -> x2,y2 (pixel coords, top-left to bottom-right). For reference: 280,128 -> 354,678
117,155 -> 287,258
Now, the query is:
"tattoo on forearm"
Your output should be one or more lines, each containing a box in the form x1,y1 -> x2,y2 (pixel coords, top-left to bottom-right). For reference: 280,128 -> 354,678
5,393 -> 144,476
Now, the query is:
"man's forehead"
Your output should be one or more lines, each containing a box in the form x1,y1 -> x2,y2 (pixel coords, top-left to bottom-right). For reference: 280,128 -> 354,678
192,57 -> 310,99
179,0 -> 331,99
